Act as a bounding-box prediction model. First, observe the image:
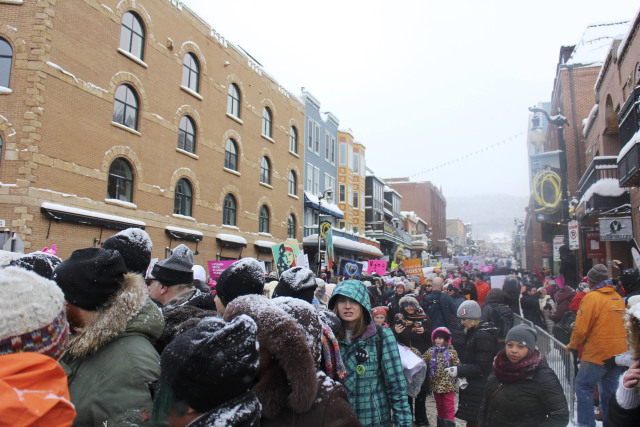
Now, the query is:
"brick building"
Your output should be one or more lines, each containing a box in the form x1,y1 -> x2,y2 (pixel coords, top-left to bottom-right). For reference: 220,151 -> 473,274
0,0 -> 305,269
383,178 -> 447,257
337,129 -> 365,234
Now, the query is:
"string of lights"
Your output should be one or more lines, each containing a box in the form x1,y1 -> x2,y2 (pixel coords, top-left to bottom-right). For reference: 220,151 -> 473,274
409,131 -> 526,179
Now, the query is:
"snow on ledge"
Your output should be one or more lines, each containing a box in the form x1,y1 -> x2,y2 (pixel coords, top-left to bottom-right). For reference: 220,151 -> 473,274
579,178 -> 627,206
304,191 -> 344,216
165,225 -> 203,237
617,130 -> 640,163
216,233 -> 248,245
41,202 -> 145,226
304,233 -> 383,256
254,240 -> 276,248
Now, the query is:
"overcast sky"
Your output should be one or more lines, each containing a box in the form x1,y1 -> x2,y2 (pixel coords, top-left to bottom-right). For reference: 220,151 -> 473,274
183,0 -> 638,199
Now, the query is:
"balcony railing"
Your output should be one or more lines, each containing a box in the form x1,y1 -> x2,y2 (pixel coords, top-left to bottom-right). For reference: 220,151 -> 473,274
578,156 -> 618,195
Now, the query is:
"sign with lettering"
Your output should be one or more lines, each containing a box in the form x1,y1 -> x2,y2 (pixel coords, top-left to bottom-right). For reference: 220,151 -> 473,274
207,260 -> 237,279
368,259 -> 387,276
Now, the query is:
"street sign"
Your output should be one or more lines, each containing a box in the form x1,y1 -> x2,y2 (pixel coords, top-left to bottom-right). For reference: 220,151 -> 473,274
568,220 -> 579,250
553,235 -> 564,262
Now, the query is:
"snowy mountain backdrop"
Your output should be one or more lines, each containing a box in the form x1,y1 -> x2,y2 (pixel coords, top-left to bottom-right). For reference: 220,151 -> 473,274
446,194 -> 528,241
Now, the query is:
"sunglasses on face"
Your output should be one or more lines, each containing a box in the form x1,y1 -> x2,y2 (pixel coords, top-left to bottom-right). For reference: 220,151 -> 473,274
145,278 -> 155,286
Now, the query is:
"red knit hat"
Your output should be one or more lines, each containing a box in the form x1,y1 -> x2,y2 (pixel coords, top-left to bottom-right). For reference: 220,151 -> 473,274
371,306 -> 388,320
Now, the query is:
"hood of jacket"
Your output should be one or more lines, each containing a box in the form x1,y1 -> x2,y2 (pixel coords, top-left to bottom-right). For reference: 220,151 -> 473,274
554,286 -> 576,305
328,279 -> 372,323
66,273 -> 164,358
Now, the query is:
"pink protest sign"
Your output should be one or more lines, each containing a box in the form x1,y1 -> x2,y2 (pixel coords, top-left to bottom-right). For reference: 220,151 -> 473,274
368,259 -> 387,276
207,260 -> 237,279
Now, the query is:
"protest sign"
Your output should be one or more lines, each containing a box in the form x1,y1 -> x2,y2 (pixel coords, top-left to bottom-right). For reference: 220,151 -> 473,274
368,259 -> 387,276
207,260 -> 237,279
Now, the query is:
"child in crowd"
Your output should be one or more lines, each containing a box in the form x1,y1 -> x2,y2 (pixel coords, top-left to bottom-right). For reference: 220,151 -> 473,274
424,327 -> 459,427
372,306 -> 389,327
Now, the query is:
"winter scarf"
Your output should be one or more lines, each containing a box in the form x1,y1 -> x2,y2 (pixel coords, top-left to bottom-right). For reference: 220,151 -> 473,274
321,323 -> 346,381
590,279 -> 613,292
493,349 -> 542,383
430,345 -> 451,377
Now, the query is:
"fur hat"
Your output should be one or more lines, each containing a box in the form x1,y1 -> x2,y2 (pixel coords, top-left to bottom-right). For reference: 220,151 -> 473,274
399,295 -> 420,311
587,264 -> 609,285
371,306 -> 388,320
0,267 -> 69,360
161,315 -> 259,412
53,247 -> 127,311
505,324 -> 537,352
457,300 -> 481,320
151,244 -> 194,287
272,297 -> 323,364
224,294 -> 318,417
8,251 -> 62,280
215,258 -> 265,305
272,266 -> 317,303
102,228 -> 152,276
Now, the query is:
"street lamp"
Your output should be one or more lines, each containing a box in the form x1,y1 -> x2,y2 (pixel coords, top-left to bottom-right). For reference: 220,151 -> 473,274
317,188 -> 333,276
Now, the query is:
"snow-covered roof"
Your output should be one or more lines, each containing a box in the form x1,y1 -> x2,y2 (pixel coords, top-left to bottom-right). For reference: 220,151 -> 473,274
304,234 -> 383,257
41,202 -> 145,227
583,104 -> 599,137
579,177 -> 627,206
304,192 -> 344,217
565,21 -> 631,67
215,233 -> 248,245
165,225 -> 203,237
254,240 -> 276,249
617,129 -> 640,163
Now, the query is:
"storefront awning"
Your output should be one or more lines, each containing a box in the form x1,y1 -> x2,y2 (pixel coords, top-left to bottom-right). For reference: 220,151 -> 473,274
216,233 -> 248,248
41,202 -> 145,230
165,225 -> 203,242
254,239 -> 276,252
303,234 -> 383,257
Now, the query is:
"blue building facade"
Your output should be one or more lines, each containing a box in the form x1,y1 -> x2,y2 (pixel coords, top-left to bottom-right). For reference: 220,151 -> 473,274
300,89 -> 343,237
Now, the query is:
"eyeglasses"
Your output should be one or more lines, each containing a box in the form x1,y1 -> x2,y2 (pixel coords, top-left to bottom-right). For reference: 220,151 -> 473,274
145,278 -> 155,286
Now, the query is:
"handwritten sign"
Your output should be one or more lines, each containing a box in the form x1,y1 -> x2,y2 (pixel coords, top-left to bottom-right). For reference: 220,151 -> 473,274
368,259 -> 388,276
207,260 -> 237,279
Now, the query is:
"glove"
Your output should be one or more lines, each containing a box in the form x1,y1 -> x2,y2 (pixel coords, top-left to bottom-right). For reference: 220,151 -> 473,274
445,367 -> 458,377
603,357 -> 616,370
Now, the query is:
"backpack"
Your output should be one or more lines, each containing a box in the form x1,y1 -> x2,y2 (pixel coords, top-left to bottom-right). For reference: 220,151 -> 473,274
552,310 -> 576,345
492,303 -> 514,339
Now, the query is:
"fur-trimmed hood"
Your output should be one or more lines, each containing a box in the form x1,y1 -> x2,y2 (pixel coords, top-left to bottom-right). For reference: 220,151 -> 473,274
223,294 -> 318,418
66,273 -> 164,358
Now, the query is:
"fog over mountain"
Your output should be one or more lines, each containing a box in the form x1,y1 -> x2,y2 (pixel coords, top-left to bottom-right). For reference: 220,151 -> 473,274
446,194 -> 529,241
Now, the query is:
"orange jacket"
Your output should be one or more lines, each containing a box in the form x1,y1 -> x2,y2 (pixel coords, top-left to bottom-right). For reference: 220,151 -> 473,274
567,285 -> 627,365
475,281 -> 491,307
0,352 -> 76,427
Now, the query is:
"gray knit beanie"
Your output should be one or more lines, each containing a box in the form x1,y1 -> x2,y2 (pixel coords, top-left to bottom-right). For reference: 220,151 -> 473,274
505,324 -> 537,352
587,264 -> 608,286
457,300 -> 481,320
151,244 -> 194,286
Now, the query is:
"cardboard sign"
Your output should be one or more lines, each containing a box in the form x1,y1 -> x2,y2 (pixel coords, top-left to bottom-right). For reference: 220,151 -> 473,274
368,259 -> 387,276
207,260 -> 237,279
402,258 -> 425,284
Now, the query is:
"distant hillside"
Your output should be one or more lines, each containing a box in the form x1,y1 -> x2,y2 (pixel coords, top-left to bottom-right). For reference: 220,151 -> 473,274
446,194 -> 528,240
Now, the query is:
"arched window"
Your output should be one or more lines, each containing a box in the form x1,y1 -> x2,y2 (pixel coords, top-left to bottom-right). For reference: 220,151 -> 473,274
225,139 -> 238,171
287,214 -> 296,239
0,38 -> 13,88
259,205 -> 270,234
289,126 -> 298,154
178,116 -> 196,153
107,158 -> 134,202
262,107 -> 272,138
288,171 -> 297,196
182,53 -> 199,93
223,194 -> 236,226
113,84 -> 139,130
174,178 -> 193,217
227,84 -> 240,117
260,156 -> 271,185
119,12 -> 145,59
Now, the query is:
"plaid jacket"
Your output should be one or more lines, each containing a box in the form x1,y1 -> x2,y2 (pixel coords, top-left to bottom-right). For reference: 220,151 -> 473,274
331,280 -> 412,427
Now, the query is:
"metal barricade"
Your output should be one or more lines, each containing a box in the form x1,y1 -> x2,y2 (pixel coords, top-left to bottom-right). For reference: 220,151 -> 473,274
513,314 -> 575,421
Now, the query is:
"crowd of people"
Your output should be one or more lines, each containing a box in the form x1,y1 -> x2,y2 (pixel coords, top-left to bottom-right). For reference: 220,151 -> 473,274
1,231 -> 640,426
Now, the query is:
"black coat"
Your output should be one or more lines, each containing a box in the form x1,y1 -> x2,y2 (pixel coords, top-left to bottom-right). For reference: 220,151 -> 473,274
448,294 -> 467,360
607,394 -> 640,427
521,292 -> 545,329
455,321 -> 498,423
503,280 -> 522,316
478,359 -> 569,426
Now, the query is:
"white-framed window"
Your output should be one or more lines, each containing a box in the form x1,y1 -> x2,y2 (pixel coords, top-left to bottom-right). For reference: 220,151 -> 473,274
353,152 -> 359,174
307,118 -> 314,150
353,190 -> 359,208
306,163 -> 313,192
325,174 -> 336,202
289,126 -> 298,153
353,226 -> 359,234
339,143 -> 347,166
314,123 -> 320,154
288,171 -> 297,196
330,136 -> 336,164
339,220 -> 346,229
313,167 -> 320,195
339,184 -> 346,203
348,186 -> 353,206
361,155 -> 365,177
324,132 -> 330,161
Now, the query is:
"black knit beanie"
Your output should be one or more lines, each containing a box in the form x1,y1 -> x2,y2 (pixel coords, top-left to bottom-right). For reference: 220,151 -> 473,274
53,247 -> 127,311
102,228 -> 152,276
151,244 -> 194,287
9,251 -> 62,280
272,266 -> 317,303
161,315 -> 259,412
216,258 -> 265,305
